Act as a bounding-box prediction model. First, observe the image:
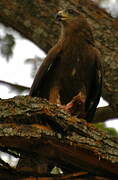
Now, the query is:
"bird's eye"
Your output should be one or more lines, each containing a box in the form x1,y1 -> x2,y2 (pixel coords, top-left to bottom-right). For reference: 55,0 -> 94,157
67,9 -> 79,16
67,9 -> 74,14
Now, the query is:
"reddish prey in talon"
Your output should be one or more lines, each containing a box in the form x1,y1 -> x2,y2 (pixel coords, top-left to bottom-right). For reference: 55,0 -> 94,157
64,92 -> 86,118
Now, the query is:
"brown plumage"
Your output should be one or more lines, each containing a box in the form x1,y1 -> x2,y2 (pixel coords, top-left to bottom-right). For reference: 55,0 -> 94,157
30,9 -> 102,122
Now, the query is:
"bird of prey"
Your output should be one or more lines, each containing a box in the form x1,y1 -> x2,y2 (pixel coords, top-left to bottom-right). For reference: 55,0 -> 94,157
30,9 -> 102,122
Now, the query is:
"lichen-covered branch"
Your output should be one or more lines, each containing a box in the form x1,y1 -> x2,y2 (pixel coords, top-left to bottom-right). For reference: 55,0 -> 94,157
0,96 -> 118,179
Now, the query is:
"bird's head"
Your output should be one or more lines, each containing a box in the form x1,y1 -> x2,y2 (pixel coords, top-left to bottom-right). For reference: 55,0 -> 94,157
55,8 -> 94,44
55,8 -> 88,32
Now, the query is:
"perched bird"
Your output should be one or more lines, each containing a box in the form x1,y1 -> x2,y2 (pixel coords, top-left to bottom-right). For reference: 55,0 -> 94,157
30,9 -> 102,122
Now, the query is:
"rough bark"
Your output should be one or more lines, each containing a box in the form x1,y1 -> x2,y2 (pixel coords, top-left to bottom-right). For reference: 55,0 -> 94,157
0,96 -> 118,179
0,0 -> 118,121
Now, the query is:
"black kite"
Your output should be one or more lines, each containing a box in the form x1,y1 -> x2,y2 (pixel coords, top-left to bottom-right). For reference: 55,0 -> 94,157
30,9 -> 102,122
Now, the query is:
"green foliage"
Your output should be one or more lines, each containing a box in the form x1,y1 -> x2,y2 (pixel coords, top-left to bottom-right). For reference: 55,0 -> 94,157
95,122 -> 118,136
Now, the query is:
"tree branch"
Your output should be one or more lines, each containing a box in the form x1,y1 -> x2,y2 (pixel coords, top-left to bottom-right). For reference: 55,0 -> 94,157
0,80 -> 30,93
93,105 -> 118,123
0,96 -> 118,179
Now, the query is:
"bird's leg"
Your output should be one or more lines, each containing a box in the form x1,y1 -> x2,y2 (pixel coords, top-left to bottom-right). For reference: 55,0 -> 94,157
49,84 -> 61,105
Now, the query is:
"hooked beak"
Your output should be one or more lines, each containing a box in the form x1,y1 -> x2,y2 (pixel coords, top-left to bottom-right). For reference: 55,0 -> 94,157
55,10 -> 69,21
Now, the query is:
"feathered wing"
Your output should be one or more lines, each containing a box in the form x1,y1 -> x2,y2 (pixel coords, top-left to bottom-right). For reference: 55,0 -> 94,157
29,45 -> 61,98
85,51 -> 102,122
